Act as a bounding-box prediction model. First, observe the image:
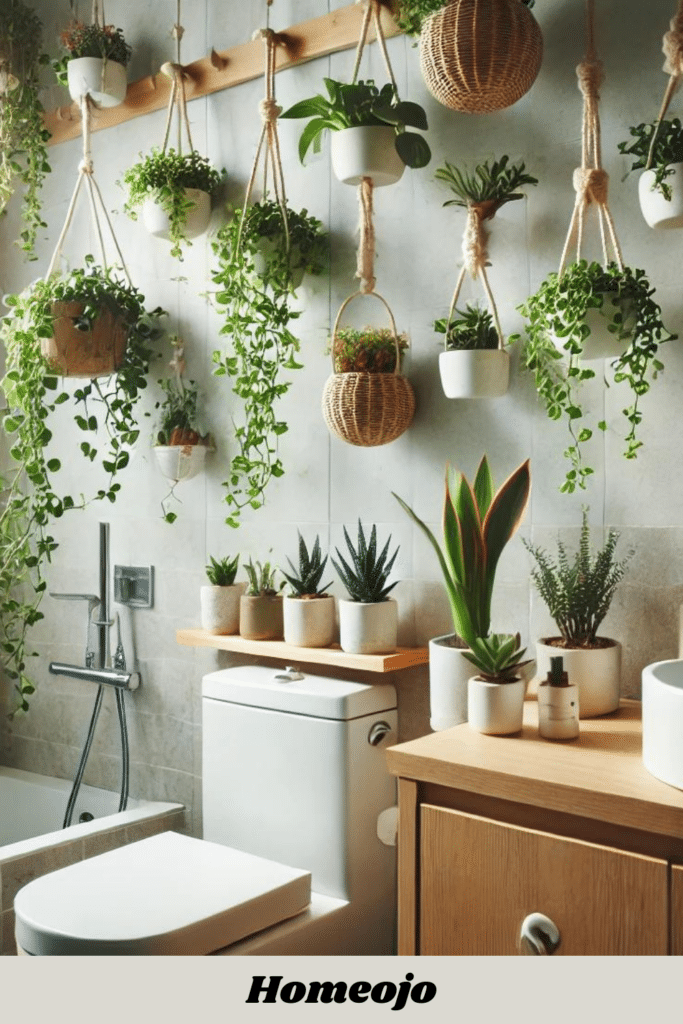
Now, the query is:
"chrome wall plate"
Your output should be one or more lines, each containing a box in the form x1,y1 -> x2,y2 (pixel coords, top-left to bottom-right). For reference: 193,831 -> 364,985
114,565 -> 154,608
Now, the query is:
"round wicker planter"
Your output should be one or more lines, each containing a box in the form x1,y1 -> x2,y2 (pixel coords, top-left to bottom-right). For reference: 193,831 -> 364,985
419,0 -> 543,113
41,301 -> 128,378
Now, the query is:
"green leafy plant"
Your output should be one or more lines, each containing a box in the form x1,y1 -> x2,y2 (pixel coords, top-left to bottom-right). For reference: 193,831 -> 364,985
332,520 -> 399,604
463,632 -> 532,683
395,0 -> 535,37
393,456 -> 531,648
523,509 -> 633,648
53,19 -> 131,86
211,200 -> 327,528
618,118 -> 683,200
435,155 -> 538,218
205,554 -> 240,587
280,78 -> 431,170
122,148 -> 223,259
282,533 -> 332,597
515,259 -> 676,493
0,257 -> 165,714
154,374 -> 204,446
0,0 -> 51,256
434,304 -> 498,351
331,325 -> 408,372
244,559 -> 281,597
240,199 -> 327,287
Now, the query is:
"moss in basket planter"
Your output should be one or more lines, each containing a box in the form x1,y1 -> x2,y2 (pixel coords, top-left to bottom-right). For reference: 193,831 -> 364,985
0,256 -> 166,715
122,148 -> 224,259
435,305 -> 499,351
53,20 -> 132,86
331,326 -> 409,373
618,118 -> 683,200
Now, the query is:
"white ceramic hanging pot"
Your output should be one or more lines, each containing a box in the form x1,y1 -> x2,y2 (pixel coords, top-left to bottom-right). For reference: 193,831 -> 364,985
638,164 -> 683,229
534,638 -> 621,718
338,598 -> 397,655
142,189 -> 212,241
200,583 -> 244,635
552,295 -> 636,362
153,443 -> 210,484
428,635 -> 472,730
283,595 -> 336,648
330,126 -> 405,187
251,238 -> 305,289
438,349 -> 510,399
67,57 -> 127,107
467,675 -> 526,735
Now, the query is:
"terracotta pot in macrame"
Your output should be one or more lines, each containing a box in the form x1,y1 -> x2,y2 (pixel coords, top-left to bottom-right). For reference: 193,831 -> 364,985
41,301 -> 129,378
419,0 -> 543,113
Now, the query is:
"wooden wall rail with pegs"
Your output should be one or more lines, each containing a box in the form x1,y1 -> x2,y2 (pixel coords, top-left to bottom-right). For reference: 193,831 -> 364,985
45,2 -> 402,147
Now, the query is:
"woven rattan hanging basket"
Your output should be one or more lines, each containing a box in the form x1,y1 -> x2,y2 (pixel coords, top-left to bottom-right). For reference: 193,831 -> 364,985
419,0 -> 543,113
322,293 -> 416,447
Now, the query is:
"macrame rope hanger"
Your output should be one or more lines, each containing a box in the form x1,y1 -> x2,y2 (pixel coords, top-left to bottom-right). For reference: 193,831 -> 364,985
445,200 -> 505,349
558,0 -> 623,277
645,0 -> 683,169
160,1 -> 194,157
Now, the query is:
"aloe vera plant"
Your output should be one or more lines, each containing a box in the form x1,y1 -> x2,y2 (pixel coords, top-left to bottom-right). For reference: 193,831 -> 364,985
462,632 -> 532,683
393,456 -> 531,647
332,521 -> 399,603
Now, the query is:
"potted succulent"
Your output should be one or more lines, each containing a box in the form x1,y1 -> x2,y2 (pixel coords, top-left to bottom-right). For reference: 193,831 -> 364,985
239,560 -> 285,641
331,520 -> 399,655
0,0 -> 51,255
618,118 -> 683,229
394,455 -> 531,730
200,555 -> 242,635
464,633 -> 532,735
516,259 -> 676,494
282,533 -> 335,648
280,78 -> 431,186
54,18 -> 131,108
523,510 -> 633,717
122,148 -> 223,259
435,304 -> 509,399
211,201 -> 327,528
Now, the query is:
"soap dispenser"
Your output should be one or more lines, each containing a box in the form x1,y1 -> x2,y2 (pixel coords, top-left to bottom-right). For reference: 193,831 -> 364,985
538,656 -> 579,740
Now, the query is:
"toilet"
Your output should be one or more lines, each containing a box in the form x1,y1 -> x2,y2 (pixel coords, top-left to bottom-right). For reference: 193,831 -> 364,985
14,665 -> 398,955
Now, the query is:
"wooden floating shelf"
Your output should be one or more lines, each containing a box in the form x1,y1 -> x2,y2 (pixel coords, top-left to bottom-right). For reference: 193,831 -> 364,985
45,3 -> 402,147
176,628 -> 428,674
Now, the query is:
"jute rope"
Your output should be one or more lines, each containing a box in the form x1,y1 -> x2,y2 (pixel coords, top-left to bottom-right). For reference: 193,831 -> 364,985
351,0 -> 397,89
91,1 -> 105,28
160,62 -> 195,156
46,94 -> 131,282
558,0 -> 623,277
445,203 -> 505,349
645,0 -> 683,169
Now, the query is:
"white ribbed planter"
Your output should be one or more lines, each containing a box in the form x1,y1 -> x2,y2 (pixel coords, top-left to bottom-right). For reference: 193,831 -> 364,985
67,57 -> 127,107
438,349 -> 510,399
467,676 -> 525,735
200,583 -> 244,635
338,598 -> 397,655
153,444 -> 209,484
283,595 -> 336,648
534,638 -> 621,718
331,126 -> 405,187
638,164 -> 683,229
552,297 -> 635,362
428,635 -> 471,731
142,189 -> 211,241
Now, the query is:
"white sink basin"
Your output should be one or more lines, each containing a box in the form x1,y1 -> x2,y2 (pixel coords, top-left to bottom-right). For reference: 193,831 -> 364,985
642,660 -> 683,790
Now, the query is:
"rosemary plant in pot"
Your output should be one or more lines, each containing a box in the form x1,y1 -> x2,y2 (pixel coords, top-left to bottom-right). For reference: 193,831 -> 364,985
239,560 -> 285,641
332,520 -> 399,655
618,118 -> 683,229
200,555 -> 242,635
394,455 -> 531,730
55,18 -> 131,107
282,533 -> 335,648
524,510 -> 633,717
464,633 -> 532,735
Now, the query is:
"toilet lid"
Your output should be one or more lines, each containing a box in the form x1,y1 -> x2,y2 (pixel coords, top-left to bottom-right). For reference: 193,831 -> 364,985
14,831 -> 311,956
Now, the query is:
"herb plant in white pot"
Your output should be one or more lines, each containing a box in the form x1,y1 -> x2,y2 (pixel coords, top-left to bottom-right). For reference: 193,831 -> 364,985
332,521 -> 399,655
618,118 -> 683,229
200,555 -> 242,635
524,511 -> 633,717
394,455 -> 531,730
282,533 -> 335,648
464,633 -> 532,735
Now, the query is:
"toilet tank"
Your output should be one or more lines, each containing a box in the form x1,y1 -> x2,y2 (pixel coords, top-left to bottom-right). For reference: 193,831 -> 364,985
201,665 -> 397,902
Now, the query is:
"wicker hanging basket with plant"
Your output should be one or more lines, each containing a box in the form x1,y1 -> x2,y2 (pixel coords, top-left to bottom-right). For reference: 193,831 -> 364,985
414,0 -> 543,114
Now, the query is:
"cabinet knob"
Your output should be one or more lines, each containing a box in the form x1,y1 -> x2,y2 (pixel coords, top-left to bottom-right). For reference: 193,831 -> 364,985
519,913 -> 561,955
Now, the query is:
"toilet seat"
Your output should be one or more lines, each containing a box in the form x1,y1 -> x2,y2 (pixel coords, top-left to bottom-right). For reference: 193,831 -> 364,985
14,831 -> 311,956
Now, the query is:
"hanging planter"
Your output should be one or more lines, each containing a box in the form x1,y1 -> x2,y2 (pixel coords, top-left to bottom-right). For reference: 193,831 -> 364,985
54,11 -> 131,108
44,295 -> 129,378
330,124 -> 406,187
415,0 -> 543,114
142,187 -> 211,242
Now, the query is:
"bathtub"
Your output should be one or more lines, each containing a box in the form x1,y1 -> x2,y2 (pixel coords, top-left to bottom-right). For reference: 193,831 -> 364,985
0,766 -> 185,955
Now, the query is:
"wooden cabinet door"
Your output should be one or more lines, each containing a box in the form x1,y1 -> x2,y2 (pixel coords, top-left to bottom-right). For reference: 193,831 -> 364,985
420,805 -> 668,955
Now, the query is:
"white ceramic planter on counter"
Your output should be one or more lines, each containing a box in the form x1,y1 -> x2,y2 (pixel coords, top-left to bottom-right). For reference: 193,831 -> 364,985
67,57 -> 127,107
638,164 -> 683,229
534,638 -> 621,718
438,349 -> 510,399
428,635 -> 472,731
283,595 -> 336,648
330,126 -> 405,187
142,189 -> 211,241
338,598 -> 397,655
642,659 -> 683,789
200,583 -> 244,635
467,676 -> 525,735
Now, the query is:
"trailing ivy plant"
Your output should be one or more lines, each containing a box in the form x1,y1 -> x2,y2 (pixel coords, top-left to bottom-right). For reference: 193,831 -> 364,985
617,118 -> 683,200
211,199 -> 327,528
514,259 -> 676,493
53,19 -> 132,87
121,148 -> 223,259
0,257 -> 165,714
0,0 -> 51,256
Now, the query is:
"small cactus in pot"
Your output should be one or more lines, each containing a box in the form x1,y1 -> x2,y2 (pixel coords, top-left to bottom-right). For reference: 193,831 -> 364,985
282,533 -> 335,648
